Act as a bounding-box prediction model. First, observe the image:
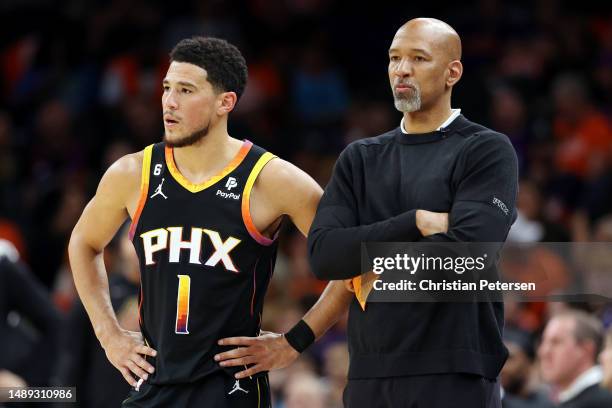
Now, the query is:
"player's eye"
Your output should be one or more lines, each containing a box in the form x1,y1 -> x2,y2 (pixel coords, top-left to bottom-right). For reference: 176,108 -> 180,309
163,85 -> 170,92
182,88 -> 192,94
390,55 -> 400,62
414,56 -> 425,62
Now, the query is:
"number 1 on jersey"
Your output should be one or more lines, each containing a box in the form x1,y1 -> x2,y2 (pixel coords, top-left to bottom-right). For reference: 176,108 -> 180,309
175,275 -> 191,334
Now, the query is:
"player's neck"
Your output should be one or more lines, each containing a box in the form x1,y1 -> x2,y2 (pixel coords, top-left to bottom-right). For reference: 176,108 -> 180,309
170,125 -> 243,183
402,100 -> 452,134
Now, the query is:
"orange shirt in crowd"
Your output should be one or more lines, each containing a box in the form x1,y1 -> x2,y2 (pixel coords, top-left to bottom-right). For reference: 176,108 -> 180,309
554,110 -> 612,178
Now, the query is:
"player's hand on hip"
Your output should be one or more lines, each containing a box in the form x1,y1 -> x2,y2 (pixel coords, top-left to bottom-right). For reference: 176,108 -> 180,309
101,329 -> 157,387
215,331 -> 299,379
416,210 -> 449,236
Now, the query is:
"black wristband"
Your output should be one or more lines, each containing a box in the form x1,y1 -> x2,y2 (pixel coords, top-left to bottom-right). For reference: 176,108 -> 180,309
284,319 -> 315,353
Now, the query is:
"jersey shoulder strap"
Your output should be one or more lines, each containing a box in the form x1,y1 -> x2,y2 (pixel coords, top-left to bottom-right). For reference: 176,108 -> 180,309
241,144 -> 278,246
129,144 -> 154,240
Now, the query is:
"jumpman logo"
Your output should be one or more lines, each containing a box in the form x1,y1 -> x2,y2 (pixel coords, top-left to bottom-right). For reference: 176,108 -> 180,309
151,178 -> 168,199
228,379 -> 249,395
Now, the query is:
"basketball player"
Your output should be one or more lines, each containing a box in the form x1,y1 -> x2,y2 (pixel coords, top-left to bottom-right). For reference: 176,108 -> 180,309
69,37 -> 353,407
217,18 -> 518,408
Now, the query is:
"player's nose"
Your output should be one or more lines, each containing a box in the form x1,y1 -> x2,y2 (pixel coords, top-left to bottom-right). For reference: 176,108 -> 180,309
163,90 -> 179,110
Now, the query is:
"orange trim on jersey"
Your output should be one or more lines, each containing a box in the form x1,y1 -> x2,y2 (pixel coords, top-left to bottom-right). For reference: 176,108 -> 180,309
251,258 -> 259,316
241,152 -> 277,246
164,140 -> 253,193
138,280 -> 144,326
129,145 -> 153,240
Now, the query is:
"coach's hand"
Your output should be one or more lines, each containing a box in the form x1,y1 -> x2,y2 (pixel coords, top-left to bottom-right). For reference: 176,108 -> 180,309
215,331 -> 299,379
101,329 -> 157,387
416,210 -> 449,236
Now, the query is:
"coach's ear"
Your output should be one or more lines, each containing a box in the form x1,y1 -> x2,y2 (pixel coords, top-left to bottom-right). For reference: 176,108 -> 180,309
217,91 -> 238,115
446,60 -> 462,88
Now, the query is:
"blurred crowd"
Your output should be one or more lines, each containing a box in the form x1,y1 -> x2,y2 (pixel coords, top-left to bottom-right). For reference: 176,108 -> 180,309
1,0 -> 612,407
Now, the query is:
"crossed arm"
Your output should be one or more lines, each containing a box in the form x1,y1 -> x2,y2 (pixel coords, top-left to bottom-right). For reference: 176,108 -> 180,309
307,134 -> 519,279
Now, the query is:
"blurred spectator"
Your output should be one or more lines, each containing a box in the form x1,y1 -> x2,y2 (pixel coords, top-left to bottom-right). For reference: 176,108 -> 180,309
28,99 -> 83,176
502,328 -> 554,408
282,373 -> 326,408
29,181 -> 88,289
0,112 -> 22,218
552,74 -> 612,181
489,85 -> 531,174
322,342 -> 349,408
601,328 -> 612,392
269,354 -> 318,406
0,240 -> 61,386
508,179 -> 570,242
575,217 -> 612,299
550,73 -> 612,222
593,216 -> 612,241
343,100 -> 395,145
0,219 -> 27,260
54,225 -> 139,407
291,40 -> 348,125
538,310 -> 612,407
116,95 -> 162,147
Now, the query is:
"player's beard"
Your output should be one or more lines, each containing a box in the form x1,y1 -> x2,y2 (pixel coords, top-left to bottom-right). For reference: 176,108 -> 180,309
164,122 -> 210,148
393,82 -> 421,113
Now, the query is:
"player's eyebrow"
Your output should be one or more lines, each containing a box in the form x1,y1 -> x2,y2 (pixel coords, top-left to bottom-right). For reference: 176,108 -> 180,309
162,79 -> 198,89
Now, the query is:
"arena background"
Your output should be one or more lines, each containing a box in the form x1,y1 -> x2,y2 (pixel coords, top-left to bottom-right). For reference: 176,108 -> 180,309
1,0 -> 611,407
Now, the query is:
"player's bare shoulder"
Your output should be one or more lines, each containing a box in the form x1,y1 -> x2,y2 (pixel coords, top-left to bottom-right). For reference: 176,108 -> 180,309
255,157 -> 322,215
97,149 -> 145,217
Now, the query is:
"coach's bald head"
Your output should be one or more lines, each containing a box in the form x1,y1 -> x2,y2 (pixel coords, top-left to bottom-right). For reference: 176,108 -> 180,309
389,17 -> 463,115
398,18 -> 462,61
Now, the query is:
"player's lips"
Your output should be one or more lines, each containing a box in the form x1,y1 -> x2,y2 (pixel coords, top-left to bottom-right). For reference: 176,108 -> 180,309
164,116 -> 180,127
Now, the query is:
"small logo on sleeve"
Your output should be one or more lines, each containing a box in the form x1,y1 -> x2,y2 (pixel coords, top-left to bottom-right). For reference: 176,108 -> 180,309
492,196 -> 509,216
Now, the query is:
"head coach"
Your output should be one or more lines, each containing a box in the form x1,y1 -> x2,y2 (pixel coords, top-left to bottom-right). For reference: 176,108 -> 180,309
307,17 -> 519,408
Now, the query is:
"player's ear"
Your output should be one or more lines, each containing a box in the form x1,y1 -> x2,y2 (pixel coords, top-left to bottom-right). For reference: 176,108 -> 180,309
217,91 -> 238,115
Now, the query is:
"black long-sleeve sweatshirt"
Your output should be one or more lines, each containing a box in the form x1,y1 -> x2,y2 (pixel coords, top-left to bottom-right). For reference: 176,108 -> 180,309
308,114 -> 518,380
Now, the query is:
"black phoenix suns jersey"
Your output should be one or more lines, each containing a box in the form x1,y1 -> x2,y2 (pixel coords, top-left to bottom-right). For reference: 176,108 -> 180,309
129,140 -> 279,384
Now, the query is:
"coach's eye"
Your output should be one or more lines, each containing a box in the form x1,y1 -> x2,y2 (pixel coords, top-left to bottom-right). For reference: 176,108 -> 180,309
390,56 -> 400,62
182,88 -> 192,94
163,86 -> 170,92
414,56 -> 425,62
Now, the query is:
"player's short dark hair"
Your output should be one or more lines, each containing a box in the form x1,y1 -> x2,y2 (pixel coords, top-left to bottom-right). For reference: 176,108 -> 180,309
170,37 -> 247,100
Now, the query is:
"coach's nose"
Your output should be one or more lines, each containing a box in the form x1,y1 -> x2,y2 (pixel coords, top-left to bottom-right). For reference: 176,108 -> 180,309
393,57 -> 414,79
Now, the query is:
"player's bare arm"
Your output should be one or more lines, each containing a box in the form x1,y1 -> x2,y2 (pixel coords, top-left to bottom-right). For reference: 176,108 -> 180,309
215,158 -> 353,379
68,151 -> 157,387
